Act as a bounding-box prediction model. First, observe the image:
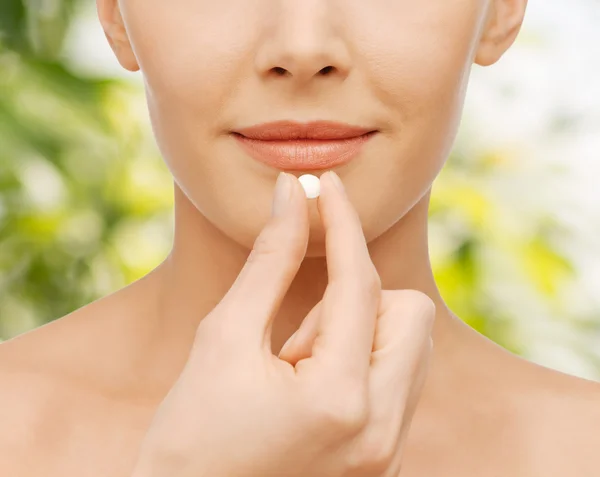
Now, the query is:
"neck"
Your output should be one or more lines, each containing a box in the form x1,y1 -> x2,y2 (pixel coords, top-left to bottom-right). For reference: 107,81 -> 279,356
137,182 -> 497,393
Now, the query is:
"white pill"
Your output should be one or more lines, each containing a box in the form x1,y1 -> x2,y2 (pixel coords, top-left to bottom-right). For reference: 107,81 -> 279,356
298,174 -> 320,199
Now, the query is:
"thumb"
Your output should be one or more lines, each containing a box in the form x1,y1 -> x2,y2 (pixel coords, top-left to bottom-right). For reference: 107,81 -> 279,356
203,172 -> 309,353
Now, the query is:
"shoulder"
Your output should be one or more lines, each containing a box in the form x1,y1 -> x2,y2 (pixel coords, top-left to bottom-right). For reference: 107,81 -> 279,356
518,360 -> 600,417
0,309 -> 93,409
0,275 -> 147,389
0,300 -> 122,468
515,361 -> 600,476
0,334 -> 67,469
0,298 -> 118,438
0,275 -> 163,427
0,304 -> 97,384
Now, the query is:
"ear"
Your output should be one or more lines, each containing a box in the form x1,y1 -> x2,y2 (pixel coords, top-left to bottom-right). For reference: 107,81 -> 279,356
96,0 -> 140,72
474,0 -> 528,66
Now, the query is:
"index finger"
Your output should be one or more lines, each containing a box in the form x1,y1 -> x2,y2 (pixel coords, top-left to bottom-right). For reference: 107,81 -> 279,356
312,171 -> 381,384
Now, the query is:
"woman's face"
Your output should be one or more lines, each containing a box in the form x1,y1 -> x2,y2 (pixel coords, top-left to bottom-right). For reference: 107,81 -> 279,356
106,0 -> 523,256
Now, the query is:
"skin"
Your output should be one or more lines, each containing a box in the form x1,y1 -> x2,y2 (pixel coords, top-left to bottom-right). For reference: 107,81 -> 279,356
0,0 -> 599,475
132,173 -> 437,477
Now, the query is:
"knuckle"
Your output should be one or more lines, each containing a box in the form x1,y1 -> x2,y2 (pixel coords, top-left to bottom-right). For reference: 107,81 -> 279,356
348,434 -> 397,475
138,438 -> 193,473
193,314 -> 217,343
409,289 -> 436,314
247,231 -> 279,262
392,289 -> 436,324
193,323 -> 223,357
194,308 -> 236,349
308,387 -> 369,433
348,267 -> 381,300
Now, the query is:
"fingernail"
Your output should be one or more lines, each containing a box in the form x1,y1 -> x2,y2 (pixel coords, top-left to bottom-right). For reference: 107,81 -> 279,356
272,172 -> 291,217
328,171 -> 346,195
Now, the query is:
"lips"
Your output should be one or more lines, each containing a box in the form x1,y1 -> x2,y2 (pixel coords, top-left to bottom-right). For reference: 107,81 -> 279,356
231,120 -> 377,170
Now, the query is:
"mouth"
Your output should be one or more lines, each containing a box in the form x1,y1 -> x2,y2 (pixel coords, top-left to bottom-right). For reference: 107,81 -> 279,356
230,120 -> 378,171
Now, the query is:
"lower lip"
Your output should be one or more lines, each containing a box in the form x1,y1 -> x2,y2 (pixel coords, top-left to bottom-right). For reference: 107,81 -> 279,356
232,132 -> 377,170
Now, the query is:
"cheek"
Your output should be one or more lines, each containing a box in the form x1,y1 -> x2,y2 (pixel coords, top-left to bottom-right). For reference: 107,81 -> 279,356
118,0 -> 484,251
348,9 -> 480,239
119,2 -> 283,251
361,6 -> 478,129
122,1 -> 257,131
121,3 -> 261,216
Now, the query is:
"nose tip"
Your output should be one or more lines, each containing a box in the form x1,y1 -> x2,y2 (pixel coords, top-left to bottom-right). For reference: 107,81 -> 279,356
255,3 -> 351,87
259,43 -> 350,87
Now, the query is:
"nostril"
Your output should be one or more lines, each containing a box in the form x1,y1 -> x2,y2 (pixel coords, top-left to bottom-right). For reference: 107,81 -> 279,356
270,65 -> 335,78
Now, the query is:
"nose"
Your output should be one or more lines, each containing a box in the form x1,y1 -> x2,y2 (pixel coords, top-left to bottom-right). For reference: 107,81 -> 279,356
255,0 -> 352,87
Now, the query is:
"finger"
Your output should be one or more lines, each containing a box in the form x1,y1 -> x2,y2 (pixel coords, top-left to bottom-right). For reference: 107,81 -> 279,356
370,290 -> 435,405
206,172 -> 309,351
278,300 -> 322,365
364,290 -> 435,457
312,171 -> 381,384
379,345 -> 431,477
372,290 -> 435,357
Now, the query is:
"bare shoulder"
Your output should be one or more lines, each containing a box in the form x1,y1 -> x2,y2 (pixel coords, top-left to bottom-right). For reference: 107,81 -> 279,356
0,298 -> 106,383
0,306 -> 99,433
517,360 -> 600,476
0,270 -> 156,389
0,291 -> 162,476
0,269 -> 165,425
0,287 -> 132,438
522,359 -> 600,417
0,316 -> 79,471
0,284 -> 153,475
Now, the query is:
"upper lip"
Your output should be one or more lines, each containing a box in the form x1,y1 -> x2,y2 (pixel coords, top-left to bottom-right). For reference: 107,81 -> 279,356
231,120 -> 377,141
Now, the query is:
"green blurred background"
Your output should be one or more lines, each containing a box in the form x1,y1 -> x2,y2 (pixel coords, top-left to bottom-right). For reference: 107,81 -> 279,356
1,0 -> 599,379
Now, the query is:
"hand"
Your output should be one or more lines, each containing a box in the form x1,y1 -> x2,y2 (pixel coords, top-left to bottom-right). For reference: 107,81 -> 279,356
131,171 -> 435,477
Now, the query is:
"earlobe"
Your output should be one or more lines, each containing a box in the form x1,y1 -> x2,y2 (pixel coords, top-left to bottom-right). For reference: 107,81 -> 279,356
474,0 -> 528,67
96,0 -> 140,72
